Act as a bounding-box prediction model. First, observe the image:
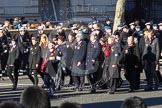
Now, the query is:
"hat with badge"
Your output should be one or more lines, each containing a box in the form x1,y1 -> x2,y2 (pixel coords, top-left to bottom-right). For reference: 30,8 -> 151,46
37,26 -> 44,30
158,23 -> 162,26
56,26 -> 62,30
117,24 -> 123,27
135,25 -> 141,29
90,31 -> 97,37
138,31 -> 143,35
76,33 -> 84,38
0,27 -> 4,31
129,22 -> 135,26
105,26 -> 111,29
152,24 -> 158,27
145,22 -> 151,26
71,24 -> 79,30
122,25 -> 129,29
92,16 -> 97,21
19,27 -> 25,31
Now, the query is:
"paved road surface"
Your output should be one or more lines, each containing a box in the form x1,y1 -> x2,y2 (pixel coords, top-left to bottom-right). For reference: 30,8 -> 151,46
0,72 -> 162,108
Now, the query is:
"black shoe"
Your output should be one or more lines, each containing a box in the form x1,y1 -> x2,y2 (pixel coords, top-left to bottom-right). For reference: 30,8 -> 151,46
90,89 -> 96,93
78,88 -> 83,92
12,85 -> 17,90
154,86 -> 158,91
41,84 -> 48,88
55,86 -> 61,91
144,87 -> 153,91
116,79 -> 123,88
0,77 -> 4,81
128,88 -> 134,92
109,91 -> 114,94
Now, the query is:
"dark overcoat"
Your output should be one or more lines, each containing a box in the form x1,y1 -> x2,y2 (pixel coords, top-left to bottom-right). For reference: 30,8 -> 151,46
108,45 -> 119,78
7,45 -> 20,66
72,40 -> 87,76
85,40 -> 101,74
28,44 -> 41,70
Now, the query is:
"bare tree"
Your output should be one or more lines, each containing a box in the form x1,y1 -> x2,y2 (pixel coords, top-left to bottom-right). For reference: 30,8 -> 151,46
113,0 -> 126,33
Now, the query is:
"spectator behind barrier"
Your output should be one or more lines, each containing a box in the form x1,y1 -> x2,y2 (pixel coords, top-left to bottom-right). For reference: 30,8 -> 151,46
59,102 -> 82,108
0,100 -> 22,108
121,96 -> 147,108
20,86 -> 51,108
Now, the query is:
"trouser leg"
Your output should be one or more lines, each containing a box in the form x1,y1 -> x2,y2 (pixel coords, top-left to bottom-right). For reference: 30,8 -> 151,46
44,73 -> 50,88
151,63 -> 159,88
109,78 -> 117,92
79,76 -> 85,89
125,70 -> 136,90
33,69 -> 38,85
28,69 -> 35,85
87,73 -> 95,89
145,65 -> 153,89
7,66 -> 14,84
13,66 -> 19,89
73,76 -> 79,89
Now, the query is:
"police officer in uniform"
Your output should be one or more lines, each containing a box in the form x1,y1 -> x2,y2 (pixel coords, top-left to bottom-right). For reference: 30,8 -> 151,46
28,37 -> 41,85
7,38 -> 20,90
85,32 -> 101,93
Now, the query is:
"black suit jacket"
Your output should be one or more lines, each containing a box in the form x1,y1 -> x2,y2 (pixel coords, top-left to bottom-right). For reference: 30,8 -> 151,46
7,45 -> 20,66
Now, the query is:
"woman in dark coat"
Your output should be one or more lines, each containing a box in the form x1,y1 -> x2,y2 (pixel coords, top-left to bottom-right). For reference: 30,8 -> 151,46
41,42 -> 57,95
7,39 -> 20,90
28,37 -> 41,85
102,37 -> 112,88
72,33 -> 87,91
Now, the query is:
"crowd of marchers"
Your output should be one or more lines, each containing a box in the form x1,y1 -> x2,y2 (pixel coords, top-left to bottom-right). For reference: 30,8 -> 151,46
0,17 -> 162,95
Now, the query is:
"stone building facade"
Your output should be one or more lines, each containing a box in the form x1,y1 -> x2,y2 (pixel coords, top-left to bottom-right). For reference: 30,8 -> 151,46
0,0 -> 162,22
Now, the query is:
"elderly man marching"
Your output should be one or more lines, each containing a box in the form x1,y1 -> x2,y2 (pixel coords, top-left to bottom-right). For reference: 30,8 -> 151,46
107,36 -> 120,94
85,32 -> 101,93
71,33 -> 87,92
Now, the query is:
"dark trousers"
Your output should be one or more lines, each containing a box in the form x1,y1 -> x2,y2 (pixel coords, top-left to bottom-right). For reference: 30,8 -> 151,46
87,73 -> 96,90
55,65 -> 65,89
7,66 -> 19,88
73,76 -> 84,89
44,73 -> 55,93
125,69 -> 136,90
144,62 -> 159,89
109,78 -> 117,92
28,69 -> 38,85
135,71 -> 141,89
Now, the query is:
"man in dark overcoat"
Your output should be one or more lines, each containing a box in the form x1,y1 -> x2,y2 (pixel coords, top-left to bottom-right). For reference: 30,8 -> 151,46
66,32 -> 77,85
72,33 -> 87,91
16,27 -> 30,70
108,36 -> 120,94
142,30 -> 160,91
7,38 -> 20,90
119,36 -> 140,92
0,28 -> 9,79
85,32 -> 101,93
